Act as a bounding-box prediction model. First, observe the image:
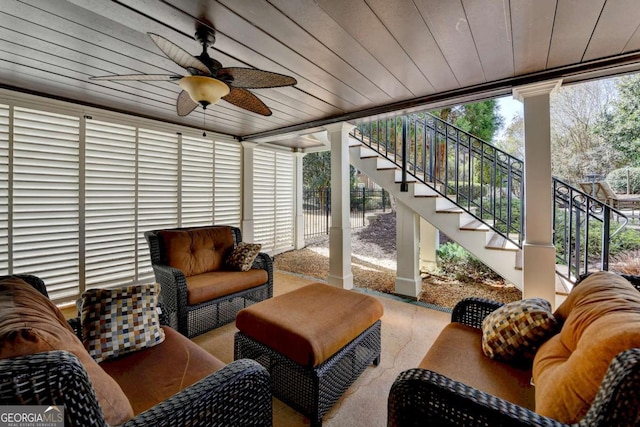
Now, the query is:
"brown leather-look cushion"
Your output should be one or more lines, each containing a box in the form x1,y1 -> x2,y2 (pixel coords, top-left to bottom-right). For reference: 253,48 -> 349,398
100,326 -> 225,415
532,271 -> 640,423
420,322 -> 535,410
236,283 -> 383,367
186,269 -> 268,305
0,277 -> 134,425
158,227 -> 234,276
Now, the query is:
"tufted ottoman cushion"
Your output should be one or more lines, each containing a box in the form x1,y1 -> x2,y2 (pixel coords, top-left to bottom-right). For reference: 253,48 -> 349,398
236,282 -> 383,367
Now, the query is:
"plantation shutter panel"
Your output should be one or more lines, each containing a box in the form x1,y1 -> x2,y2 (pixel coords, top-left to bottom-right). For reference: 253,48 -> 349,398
253,147 -> 276,249
181,135 -> 214,227
137,128 -> 178,281
85,119 -> 136,289
0,104 -> 8,274
12,107 -> 80,301
214,140 -> 241,226
275,151 -> 294,251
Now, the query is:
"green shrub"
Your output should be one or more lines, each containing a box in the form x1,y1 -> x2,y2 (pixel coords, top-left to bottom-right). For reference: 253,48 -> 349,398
557,213 -> 640,258
436,242 -> 502,282
606,167 -> 640,194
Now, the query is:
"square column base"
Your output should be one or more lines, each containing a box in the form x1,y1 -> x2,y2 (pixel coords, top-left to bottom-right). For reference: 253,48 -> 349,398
522,243 -> 557,309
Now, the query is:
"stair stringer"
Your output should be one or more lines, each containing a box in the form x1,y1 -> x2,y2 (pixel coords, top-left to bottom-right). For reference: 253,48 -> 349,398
349,140 -> 523,289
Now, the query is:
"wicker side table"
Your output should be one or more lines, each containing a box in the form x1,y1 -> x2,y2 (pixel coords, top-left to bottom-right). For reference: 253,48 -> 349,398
234,283 -> 383,427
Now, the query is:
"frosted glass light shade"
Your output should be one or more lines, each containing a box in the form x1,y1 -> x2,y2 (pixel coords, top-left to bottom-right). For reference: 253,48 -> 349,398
179,76 -> 230,107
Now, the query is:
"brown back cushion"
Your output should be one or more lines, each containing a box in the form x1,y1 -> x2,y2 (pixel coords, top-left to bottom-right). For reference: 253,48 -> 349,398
532,271 -> 640,423
0,277 -> 134,425
158,227 -> 235,276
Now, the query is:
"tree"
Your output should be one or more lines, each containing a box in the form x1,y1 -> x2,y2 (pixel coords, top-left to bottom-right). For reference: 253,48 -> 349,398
431,100 -> 504,142
596,74 -> 640,166
550,79 -> 620,183
303,151 -> 331,190
495,111 -> 524,159
303,151 -> 358,191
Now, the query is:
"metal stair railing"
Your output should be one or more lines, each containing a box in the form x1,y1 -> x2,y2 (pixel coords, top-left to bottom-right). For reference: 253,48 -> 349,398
349,110 -> 628,283
553,177 -> 628,282
351,111 -> 524,247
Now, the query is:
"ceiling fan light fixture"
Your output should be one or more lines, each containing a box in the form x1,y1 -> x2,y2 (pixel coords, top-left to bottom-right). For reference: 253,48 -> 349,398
179,76 -> 230,108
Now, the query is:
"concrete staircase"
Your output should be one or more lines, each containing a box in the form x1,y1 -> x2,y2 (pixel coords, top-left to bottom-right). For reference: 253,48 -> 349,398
348,137 -> 524,289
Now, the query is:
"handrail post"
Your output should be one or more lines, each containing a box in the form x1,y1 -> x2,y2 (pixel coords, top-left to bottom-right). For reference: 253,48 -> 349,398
602,206 -> 611,271
362,187 -> 366,225
325,186 -> 330,235
400,116 -> 408,192
574,207 -> 581,276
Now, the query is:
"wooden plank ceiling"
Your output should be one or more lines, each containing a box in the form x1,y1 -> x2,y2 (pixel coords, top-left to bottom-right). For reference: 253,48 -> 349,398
1,0 -> 640,148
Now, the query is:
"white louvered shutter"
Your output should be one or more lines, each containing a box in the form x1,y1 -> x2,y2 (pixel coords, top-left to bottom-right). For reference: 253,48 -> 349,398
181,135 -> 214,227
253,148 -> 276,249
137,128 -> 178,281
275,151 -> 294,251
85,119 -> 136,289
0,104 -> 8,274
214,140 -> 241,227
12,107 -> 80,301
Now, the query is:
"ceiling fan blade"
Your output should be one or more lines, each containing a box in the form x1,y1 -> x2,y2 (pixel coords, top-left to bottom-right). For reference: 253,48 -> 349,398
216,67 -> 297,89
176,90 -> 199,117
223,87 -> 272,116
90,74 -> 182,81
148,33 -> 211,76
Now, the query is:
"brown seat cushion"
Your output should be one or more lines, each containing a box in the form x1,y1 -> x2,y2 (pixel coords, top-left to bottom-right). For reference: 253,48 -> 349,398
420,322 -> 535,410
532,271 -> 640,424
0,277 -> 134,425
236,283 -> 384,367
186,269 -> 268,305
100,326 -> 225,415
158,227 -> 235,276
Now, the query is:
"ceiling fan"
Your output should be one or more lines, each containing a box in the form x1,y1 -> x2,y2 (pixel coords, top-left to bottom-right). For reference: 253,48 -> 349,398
91,24 -> 297,118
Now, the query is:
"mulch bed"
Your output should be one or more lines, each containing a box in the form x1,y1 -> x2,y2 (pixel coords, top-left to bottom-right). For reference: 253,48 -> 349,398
274,212 -> 521,310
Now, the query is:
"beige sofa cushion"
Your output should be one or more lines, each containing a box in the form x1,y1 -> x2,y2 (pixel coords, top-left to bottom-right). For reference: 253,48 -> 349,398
0,277 -> 134,425
420,322 -> 535,410
158,227 -> 235,276
100,326 -> 225,415
533,271 -> 640,423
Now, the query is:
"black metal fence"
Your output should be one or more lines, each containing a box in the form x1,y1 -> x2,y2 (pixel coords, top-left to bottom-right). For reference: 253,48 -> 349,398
303,188 -> 391,238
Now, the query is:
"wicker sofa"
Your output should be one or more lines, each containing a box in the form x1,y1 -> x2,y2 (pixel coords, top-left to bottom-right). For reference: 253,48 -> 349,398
0,274 -> 272,427
388,271 -> 640,426
145,225 -> 273,338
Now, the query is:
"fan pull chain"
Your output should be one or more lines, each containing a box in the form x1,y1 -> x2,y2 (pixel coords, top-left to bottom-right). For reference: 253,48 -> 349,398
202,107 -> 207,137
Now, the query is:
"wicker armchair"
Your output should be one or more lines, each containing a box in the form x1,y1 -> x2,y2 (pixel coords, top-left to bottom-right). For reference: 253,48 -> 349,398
0,352 -> 272,427
388,274 -> 640,427
145,225 -> 273,338
0,274 -> 273,427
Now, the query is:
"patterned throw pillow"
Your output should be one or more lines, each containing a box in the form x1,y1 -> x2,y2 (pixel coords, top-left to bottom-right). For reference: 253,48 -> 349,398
81,284 -> 165,363
481,298 -> 557,363
226,242 -> 262,272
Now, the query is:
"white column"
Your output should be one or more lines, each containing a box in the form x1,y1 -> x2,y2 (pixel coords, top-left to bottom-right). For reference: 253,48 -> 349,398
325,122 -> 355,289
395,201 -> 421,298
294,151 -> 306,249
419,217 -> 439,272
513,80 -> 562,308
241,141 -> 257,241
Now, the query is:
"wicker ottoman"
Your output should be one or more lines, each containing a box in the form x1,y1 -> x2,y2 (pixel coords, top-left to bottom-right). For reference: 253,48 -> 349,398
234,282 -> 384,426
